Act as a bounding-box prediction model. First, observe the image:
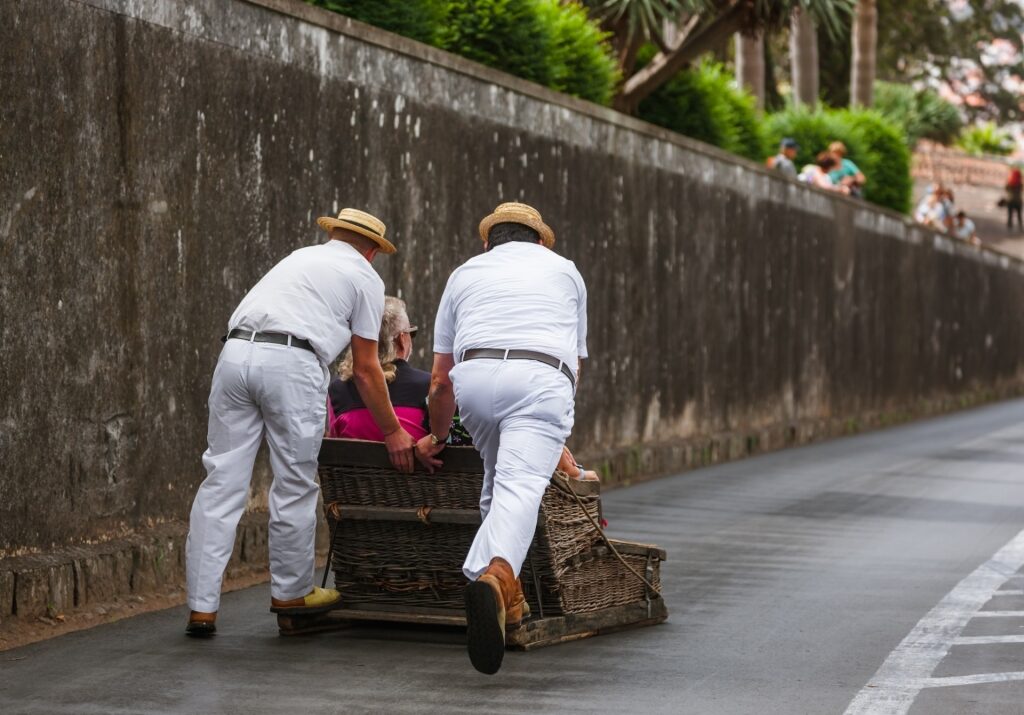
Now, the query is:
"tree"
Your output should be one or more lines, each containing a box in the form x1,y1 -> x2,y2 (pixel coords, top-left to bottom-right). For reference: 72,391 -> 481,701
583,0 -> 855,113
849,0 -> 876,106
872,0 -> 1024,123
789,7 -> 819,106
735,31 -> 765,110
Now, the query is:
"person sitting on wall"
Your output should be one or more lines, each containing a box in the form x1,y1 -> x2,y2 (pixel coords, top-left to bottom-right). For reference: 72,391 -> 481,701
915,185 -> 950,231
828,141 -> 866,198
766,137 -> 799,179
800,152 -> 849,194
951,210 -> 980,245
329,296 -> 429,441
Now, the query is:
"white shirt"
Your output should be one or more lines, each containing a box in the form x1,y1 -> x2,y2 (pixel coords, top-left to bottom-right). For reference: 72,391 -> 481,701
433,242 -> 588,370
229,240 -> 385,364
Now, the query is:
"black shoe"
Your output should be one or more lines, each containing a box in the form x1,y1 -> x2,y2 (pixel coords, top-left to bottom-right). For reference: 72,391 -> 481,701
464,580 -> 505,675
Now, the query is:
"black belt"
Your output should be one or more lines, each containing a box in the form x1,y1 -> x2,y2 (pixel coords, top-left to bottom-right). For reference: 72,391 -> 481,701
224,328 -> 315,354
462,348 -> 575,388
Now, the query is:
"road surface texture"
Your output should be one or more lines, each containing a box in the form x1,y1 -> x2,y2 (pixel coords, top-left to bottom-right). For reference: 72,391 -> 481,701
3,399 -> 1024,714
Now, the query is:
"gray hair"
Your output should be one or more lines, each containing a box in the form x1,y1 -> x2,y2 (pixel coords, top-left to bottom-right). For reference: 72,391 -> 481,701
336,296 -> 410,383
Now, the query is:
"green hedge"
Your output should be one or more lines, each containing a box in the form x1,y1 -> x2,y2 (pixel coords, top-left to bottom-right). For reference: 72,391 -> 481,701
637,57 -> 765,162
442,0 -> 554,87
835,109 -> 912,214
535,0 -> 619,105
308,1 -> 618,105
307,0 -> 450,46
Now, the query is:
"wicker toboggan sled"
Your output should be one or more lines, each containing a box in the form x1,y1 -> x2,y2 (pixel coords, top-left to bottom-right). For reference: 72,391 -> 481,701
276,438 -> 668,650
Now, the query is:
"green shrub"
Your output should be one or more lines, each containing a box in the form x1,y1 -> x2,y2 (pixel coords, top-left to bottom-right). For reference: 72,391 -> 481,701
637,55 -> 765,161
874,81 -> 963,147
307,0 -> 450,46
763,106 -> 911,214
441,0 -> 554,87
956,122 -> 1015,156
535,0 -> 619,105
309,0 -> 619,106
836,108 -> 912,214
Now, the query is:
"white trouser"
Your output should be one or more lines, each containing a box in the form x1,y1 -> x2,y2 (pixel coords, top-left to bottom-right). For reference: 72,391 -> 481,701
186,339 -> 328,612
452,359 -> 575,580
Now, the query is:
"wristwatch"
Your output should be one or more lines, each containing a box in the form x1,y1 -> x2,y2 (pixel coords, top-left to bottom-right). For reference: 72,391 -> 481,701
429,432 -> 445,446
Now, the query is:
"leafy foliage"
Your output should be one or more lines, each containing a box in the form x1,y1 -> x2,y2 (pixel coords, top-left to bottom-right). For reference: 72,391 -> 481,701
956,122 -> 1016,156
441,0 -> 555,87
873,81 -> 963,147
308,1 -> 619,105
583,0 -> 854,46
835,108 -> 912,213
873,0 -> 1024,123
763,106 -> 911,213
536,0 -> 620,105
637,52 -> 765,161
307,0 -> 450,46
583,0 -> 690,45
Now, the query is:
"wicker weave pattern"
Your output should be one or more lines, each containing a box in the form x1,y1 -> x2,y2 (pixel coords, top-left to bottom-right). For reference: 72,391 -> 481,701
320,464 -> 482,509
557,551 -> 660,612
330,520 -> 471,609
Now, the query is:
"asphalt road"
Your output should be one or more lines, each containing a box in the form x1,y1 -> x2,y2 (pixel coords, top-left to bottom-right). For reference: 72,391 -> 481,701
3,399 -> 1024,714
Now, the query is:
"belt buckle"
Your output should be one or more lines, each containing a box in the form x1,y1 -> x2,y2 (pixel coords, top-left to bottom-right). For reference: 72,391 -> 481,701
503,349 -> 510,361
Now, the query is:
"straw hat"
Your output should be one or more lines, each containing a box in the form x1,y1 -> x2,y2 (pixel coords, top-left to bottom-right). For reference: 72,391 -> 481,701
478,202 -> 555,249
317,208 -> 396,254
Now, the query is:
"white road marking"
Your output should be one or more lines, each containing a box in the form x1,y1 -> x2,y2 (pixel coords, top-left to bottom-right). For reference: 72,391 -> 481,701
954,635 -> 1024,645
969,611 -> 1024,617
843,526 -> 1024,715
923,672 -> 1024,688
992,589 -> 1024,596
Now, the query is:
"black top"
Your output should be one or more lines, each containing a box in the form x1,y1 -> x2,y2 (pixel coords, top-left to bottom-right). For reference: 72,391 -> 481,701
329,359 -> 431,416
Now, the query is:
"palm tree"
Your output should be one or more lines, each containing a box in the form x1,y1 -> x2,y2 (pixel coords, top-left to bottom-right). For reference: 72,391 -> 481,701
583,0 -> 854,113
849,0 -> 877,106
790,6 -> 819,106
735,32 -> 765,110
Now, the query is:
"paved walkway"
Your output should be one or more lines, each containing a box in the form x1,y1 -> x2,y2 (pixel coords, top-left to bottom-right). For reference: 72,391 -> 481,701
3,400 -> 1024,714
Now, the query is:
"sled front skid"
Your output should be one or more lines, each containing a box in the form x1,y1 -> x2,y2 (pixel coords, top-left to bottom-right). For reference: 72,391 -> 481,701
276,597 -> 668,650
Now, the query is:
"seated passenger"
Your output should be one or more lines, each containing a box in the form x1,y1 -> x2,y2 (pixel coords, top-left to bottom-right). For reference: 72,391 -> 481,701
329,297 -> 429,440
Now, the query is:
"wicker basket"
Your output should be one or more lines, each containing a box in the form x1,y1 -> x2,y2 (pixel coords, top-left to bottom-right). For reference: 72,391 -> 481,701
317,439 -> 664,618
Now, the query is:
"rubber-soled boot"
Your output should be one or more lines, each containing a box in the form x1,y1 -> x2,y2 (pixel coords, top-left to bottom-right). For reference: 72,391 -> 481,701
185,611 -> 217,638
464,558 -> 518,674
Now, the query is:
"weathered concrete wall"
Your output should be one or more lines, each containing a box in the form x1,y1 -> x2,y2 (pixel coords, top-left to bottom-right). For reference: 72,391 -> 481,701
3,0 -> 1024,592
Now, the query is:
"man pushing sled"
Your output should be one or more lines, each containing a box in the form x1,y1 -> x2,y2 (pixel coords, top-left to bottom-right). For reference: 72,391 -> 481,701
184,208 -> 415,636
417,202 -> 588,674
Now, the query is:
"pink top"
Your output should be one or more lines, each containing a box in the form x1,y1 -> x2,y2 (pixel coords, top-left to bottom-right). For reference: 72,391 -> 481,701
328,405 -> 429,441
